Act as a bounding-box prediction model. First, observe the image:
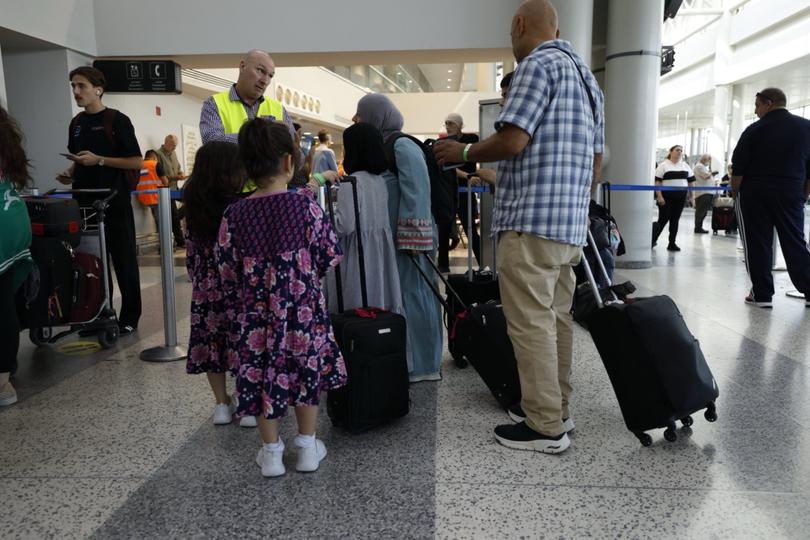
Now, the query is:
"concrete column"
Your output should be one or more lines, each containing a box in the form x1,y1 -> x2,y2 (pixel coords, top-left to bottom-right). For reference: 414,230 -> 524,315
728,83 -> 747,166
603,0 -> 664,268
551,0 -> 594,65
0,42 -> 6,108
709,85 -> 732,169
2,48 -> 89,192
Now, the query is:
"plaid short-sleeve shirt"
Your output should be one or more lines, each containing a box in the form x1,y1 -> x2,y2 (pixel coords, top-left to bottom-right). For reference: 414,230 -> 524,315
493,40 -> 605,246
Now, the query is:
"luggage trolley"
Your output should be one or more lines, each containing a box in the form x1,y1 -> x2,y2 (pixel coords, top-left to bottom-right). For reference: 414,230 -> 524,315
22,189 -> 120,349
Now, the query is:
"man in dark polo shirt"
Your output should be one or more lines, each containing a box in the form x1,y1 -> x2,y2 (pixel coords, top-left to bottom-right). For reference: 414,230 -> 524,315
731,87 -> 810,308
57,66 -> 144,334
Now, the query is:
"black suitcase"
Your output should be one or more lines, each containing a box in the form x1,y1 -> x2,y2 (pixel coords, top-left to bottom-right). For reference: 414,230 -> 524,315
16,237 -> 75,328
579,230 -> 719,446
711,206 -> 736,234
446,180 -> 500,367
24,195 -> 82,247
413,253 -> 521,410
324,178 -> 410,432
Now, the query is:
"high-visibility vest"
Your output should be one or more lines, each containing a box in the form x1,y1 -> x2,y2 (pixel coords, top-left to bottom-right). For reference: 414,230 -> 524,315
212,91 -> 285,192
136,160 -> 162,206
211,91 -> 284,135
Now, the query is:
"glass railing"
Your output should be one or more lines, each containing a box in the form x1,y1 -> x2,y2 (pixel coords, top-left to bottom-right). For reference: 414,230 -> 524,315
324,64 -> 432,93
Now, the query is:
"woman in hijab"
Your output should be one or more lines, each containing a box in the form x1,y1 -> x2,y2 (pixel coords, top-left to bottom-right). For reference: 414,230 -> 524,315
353,94 -> 443,382
324,123 -> 405,323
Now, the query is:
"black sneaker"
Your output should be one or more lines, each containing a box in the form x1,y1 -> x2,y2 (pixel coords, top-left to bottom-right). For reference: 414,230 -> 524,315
694,228 -> 709,234
507,404 -> 574,432
667,243 -> 681,251
494,422 -> 570,454
118,324 -> 137,336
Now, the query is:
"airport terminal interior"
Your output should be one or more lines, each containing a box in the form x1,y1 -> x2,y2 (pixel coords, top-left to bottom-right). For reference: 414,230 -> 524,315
2,0 -> 810,538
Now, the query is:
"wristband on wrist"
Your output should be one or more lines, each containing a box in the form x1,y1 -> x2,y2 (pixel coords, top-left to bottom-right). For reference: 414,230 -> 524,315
313,173 -> 326,186
463,143 -> 473,162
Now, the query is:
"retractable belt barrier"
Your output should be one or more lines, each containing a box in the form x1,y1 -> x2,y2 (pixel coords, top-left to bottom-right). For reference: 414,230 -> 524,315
139,188 -> 187,363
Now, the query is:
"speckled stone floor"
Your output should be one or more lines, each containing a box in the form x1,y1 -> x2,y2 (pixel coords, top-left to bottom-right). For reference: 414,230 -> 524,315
2,211 -> 810,539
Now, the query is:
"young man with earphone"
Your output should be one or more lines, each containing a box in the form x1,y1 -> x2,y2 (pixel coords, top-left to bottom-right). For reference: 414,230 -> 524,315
57,65 -> 144,335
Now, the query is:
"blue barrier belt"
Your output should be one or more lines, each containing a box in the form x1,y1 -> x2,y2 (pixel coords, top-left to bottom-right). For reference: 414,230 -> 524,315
604,184 -> 727,192
458,186 -> 492,193
132,189 -> 184,199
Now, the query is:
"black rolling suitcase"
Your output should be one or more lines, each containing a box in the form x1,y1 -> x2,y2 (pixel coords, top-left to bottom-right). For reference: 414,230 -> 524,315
16,237 -> 75,329
579,230 -> 719,446
412,252 -> 520,410
446,180 -> 500,368
24,195 -> 82,247
324,178 -> 410,432
711,206 -> 736,234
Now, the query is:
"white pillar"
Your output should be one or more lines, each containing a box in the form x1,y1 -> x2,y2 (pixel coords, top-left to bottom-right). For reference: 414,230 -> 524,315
0,43 -> 7,108
728,83 -> 747,166
3,48 -> 88,192
603,0 -> 664,268
709,85 -> 731,169
551,0 -> 594,65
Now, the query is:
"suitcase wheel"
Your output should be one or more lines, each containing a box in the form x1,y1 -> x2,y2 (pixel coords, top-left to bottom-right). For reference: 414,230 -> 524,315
97,326 -> 119,349
636,432 -> 653,447
704,402 -> 718,422
680,415 -> 694,428
712,230 -> 718,235
664,426 -> 678,443
451,352 -> 468,369
29,327 -> 51,347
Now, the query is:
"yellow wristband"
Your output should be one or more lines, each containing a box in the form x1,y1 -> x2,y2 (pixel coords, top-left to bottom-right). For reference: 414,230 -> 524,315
463,143 -> 473,162
313,173 -> 326,186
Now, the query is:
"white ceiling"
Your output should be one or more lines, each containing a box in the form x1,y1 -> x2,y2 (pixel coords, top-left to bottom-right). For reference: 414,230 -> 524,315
418,63 -> 464,92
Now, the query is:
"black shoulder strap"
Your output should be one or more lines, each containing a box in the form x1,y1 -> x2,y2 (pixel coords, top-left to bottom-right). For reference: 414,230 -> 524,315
385,132 -> 424,175
547,46 -> 597,120
101,108 -> 118,152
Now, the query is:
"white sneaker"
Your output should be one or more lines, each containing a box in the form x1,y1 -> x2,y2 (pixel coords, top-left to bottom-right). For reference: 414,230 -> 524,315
212,400 -> 235,425
239,415 -> 258,428
0,381 -> 17,407
256,444 -> 285,477
408,372 -> 442,383
296,439 -> 327,472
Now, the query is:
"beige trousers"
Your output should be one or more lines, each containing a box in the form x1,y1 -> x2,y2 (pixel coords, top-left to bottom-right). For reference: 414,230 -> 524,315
497,231 -> 581,436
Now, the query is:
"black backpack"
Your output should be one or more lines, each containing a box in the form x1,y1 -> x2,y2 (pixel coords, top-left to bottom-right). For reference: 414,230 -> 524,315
384,133 -> 454,224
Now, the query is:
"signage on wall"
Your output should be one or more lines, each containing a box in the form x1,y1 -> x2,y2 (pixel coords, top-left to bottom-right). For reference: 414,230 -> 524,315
93,60 -> 182,94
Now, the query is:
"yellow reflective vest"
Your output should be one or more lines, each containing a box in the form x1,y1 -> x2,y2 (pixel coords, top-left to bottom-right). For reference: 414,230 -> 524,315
211,91 -> 284,135
211,91 -> 285,191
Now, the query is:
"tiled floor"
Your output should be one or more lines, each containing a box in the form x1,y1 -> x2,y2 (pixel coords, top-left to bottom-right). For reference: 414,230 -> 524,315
2,211 -> 810,539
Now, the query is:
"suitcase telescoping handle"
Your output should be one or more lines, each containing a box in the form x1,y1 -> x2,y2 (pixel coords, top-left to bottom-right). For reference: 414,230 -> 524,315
323,176 -> 368,313
409,251 -> 469,314
579,228 -> 619,310
466,176 -> 474,281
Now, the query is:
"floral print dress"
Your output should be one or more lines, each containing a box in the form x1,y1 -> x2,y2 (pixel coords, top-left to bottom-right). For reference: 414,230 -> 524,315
215,191 -> 347,420
185,233 -> 236,375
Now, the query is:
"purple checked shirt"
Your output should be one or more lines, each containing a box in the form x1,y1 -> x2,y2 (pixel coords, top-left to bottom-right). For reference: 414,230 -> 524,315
200,85 -> 295,144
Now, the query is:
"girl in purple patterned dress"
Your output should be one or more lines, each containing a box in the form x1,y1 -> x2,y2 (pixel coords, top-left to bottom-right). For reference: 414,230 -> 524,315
182,141 -> 253,426
216,120 -> 346,478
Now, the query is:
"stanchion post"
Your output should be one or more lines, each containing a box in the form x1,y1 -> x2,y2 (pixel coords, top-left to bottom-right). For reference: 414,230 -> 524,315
140,188 -> 187,362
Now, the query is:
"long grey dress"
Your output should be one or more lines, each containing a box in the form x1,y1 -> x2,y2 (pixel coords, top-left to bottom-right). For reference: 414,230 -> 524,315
325,171 -> 407,359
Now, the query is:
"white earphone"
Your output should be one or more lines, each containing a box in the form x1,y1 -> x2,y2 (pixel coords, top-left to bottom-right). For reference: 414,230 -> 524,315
96,90 -> 101,96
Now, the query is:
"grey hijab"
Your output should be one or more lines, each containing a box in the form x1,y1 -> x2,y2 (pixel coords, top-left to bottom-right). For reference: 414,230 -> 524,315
356,93 -> 404,142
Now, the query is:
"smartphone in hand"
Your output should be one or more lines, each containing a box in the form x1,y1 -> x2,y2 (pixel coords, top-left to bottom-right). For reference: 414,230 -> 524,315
59,152 -> 79,161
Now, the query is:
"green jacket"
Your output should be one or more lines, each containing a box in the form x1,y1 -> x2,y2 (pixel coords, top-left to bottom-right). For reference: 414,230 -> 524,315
0,179 -> 33,290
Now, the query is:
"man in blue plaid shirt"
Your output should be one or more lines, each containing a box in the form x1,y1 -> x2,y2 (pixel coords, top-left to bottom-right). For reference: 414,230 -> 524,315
435,0 -> 604,455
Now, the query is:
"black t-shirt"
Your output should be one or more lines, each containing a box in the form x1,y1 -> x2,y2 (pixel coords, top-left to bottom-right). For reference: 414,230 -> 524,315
68,108 -> 141,207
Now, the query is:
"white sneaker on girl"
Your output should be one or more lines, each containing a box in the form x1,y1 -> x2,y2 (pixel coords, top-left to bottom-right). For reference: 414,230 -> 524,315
256,440 -> 285,477
295,434 -> 327,472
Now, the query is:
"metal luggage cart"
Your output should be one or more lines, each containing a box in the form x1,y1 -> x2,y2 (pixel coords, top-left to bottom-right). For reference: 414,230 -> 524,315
28,189 -> 120,349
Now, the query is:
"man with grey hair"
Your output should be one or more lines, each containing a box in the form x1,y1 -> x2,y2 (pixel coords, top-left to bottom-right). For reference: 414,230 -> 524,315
435,0 -> 604,454
693,153 -> 715,234
199,49 -> 294,147
154,134 -> 186,248
731,87 -> 810,308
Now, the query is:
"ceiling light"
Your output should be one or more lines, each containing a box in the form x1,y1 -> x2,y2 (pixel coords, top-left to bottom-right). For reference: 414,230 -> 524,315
448,69 -> 453,73
447,78 -> 452,82
446,85 -> 451,89
408,80 -> 412,83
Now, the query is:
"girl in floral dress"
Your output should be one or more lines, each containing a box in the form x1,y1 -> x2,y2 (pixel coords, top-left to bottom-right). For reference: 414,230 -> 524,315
216,119 -> 346,477
182,142 -> 255,426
